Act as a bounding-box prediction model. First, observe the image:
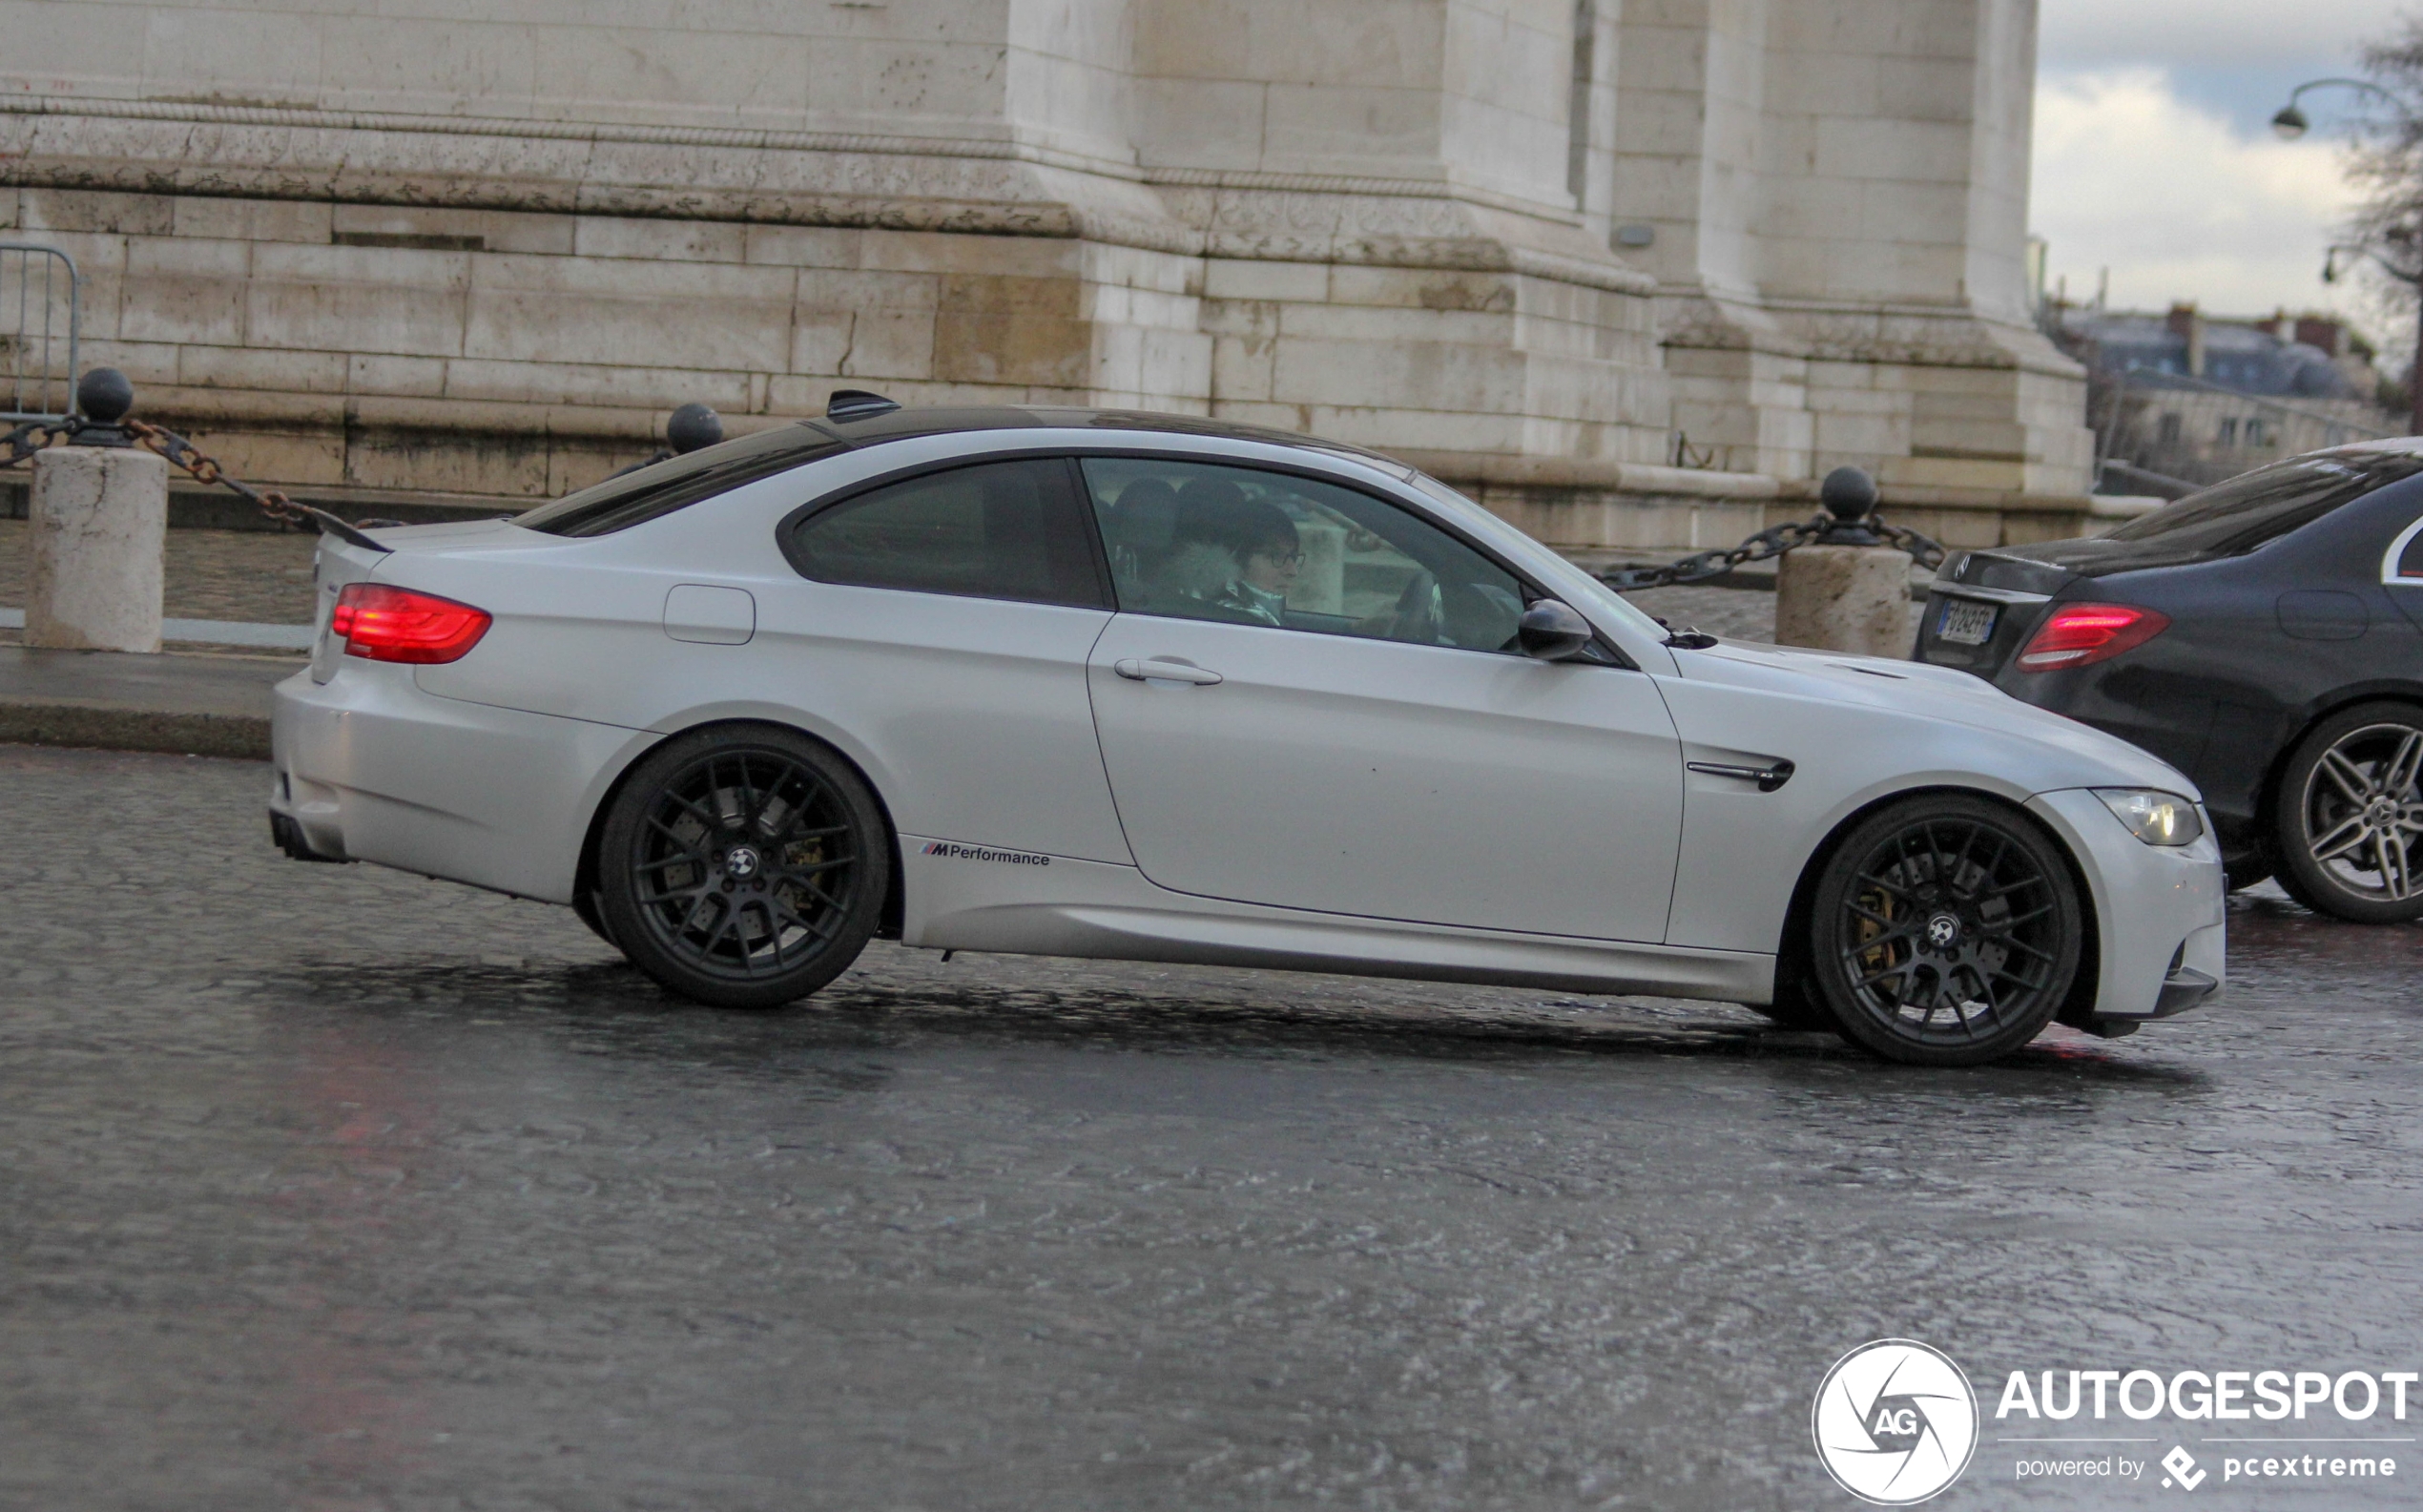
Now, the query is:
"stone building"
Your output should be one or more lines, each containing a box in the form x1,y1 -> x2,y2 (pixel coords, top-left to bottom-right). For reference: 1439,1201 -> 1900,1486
1,0 -> 2092,550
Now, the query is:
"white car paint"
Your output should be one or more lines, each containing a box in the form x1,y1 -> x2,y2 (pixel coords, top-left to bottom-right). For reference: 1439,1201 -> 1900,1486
271,420 -> 2225,1025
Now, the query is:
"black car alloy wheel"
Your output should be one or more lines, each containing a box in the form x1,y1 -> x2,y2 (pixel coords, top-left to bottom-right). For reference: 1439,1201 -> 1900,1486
599,724 -> 890,1007
2274,702 -> 2423,924
1810,795 -> 2083,1066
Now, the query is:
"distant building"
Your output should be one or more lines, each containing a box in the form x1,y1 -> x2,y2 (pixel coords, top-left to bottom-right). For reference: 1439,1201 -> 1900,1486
2055,304 -> 2397,489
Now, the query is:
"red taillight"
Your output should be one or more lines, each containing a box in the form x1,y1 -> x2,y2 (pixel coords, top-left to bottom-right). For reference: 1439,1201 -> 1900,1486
331,583 -> 492,664
2015,602 -> 2170,673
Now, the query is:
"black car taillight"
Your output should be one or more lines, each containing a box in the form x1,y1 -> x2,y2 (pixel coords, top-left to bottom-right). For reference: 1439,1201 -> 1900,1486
2015,603 -> 2170,673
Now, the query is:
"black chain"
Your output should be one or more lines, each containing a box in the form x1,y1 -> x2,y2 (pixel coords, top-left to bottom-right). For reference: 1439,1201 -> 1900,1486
1597,512 -> 1947,590
1,417 -> 72,468
125,420 -> 389,550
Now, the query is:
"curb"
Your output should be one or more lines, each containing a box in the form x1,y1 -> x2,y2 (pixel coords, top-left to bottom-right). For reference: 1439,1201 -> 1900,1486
0,697 -> 271,760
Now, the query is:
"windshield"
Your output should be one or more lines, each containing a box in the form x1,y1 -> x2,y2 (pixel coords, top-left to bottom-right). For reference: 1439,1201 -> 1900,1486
2102,451 -> 2423,557
517,424 -> 848,537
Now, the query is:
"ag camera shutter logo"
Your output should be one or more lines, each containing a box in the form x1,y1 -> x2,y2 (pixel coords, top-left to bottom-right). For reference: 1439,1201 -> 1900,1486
1812,1339 -> 1979,1504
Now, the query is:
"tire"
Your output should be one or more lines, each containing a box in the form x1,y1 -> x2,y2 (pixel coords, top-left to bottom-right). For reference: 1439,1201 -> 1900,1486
1807,794 -> 2085,1067
570,885 -> 620,950
597,724 -> 890,1008
1750,968 -> 1838,1030
2269,701 -> 2423,924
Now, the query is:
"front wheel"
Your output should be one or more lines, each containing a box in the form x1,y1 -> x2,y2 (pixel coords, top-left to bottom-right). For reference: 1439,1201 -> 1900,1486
597,724 -> 890,1008
2270,702 -> 2423,923
1807,795 -> 2084,1067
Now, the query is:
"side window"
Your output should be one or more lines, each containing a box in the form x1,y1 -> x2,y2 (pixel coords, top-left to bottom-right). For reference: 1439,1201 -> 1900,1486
2400,522 -> 2423,580
785,459 -> 1107,609
1078,457 -> 1527,654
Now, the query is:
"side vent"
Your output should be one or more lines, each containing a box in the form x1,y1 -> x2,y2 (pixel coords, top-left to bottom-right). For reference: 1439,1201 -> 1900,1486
827,388 -> 901,422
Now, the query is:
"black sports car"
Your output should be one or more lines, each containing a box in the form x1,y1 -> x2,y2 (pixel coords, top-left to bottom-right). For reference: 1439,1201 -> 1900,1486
1915,443 -> 2423,922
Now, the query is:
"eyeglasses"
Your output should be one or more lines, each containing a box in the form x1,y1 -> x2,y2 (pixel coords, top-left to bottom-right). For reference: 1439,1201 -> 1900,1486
1252,548 -> 1305,568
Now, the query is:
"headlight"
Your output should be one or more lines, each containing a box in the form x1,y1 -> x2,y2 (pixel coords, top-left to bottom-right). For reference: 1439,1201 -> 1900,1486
2094,788 -> 2205,846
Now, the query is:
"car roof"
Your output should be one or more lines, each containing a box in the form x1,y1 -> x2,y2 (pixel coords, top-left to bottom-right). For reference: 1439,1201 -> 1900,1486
799,404 -> 1414,477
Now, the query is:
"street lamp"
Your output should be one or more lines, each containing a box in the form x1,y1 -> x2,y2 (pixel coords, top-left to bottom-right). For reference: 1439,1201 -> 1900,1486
2276,76 -> 2423,434
2324,239 -> 2423,435
2270,77 -> 2399,139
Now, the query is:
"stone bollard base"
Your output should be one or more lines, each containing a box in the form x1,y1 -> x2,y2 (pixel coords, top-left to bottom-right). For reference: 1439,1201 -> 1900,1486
1774,544 -> 1913,658
27,446 -> 171,653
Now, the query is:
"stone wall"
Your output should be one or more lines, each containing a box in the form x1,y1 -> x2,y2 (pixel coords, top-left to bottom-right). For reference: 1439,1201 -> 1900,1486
1,0 -> 2092,550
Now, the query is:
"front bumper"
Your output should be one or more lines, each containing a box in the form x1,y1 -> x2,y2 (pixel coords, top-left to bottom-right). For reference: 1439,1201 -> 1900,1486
2026,787 -> 2227,1029
270,660 -> 646,903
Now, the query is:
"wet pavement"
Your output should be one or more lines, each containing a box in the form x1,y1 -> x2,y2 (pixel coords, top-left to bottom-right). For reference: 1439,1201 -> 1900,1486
3,744 -> 2419,1511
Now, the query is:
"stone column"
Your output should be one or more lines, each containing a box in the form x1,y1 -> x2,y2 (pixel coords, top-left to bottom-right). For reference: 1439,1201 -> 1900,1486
1775,546 -> 1913,658
1772,466 -> 1913,658
26,445 -> 171,653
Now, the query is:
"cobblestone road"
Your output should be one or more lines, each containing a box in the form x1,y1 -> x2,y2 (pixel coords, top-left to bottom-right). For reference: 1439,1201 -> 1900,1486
3,745 -> 2417,1509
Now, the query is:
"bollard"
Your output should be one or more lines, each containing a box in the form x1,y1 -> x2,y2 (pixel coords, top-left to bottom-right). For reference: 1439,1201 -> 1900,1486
26,368 -> 170,653
1773,466 -> 1912,658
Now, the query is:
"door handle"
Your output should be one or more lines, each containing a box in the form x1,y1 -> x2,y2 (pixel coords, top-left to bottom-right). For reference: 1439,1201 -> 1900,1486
1114,657 -> 1224,686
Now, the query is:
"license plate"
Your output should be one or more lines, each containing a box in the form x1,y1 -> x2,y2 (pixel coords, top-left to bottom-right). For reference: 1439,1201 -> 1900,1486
1936,599 -> 1998,646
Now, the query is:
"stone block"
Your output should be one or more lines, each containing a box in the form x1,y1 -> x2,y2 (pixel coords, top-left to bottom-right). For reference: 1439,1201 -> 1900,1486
171,197 -> 334,244
839,308 -> 937,381
1211,334 -> 1276,401
1260,81 -> 1440,173
932,312 -> 1092,387
20,189 -> 171,237
791,311 -> 856,375
938,273 -> 1084,317
860,232 -> 1079,279
26,446 -> 168,654
573,217 -> 747,263
744,226 -> 863,269
120,238 -> 250,346
1326,264 -> 1517,313
348,355 -> 450,397
797,268 -> 942,313
1128,77 -> 1271,171
347,425 -> 553,498
330,204 -> 577,256
179,346 -> 349,394
462,256 -> 793,370
247,243 -> 471,358
444,359 -> 750,411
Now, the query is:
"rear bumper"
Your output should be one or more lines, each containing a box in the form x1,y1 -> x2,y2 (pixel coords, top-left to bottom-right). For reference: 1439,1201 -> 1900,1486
269,661 -> 648,903
2025,787 -> 2226,1026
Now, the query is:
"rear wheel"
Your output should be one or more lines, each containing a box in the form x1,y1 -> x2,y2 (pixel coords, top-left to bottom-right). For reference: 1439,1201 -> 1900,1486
2270,702 -> 2423,923
1807,795 -> 2083,1067
598,725 -> 890,1008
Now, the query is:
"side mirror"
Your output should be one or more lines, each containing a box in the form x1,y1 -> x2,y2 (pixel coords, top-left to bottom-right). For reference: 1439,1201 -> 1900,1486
1518,598 -> 1594,661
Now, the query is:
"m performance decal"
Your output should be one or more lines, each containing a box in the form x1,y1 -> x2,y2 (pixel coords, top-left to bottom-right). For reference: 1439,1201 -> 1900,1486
921,841 -> 1052,866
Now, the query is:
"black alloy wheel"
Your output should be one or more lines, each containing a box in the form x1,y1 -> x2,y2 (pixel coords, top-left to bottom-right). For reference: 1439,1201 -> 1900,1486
598,724 -> 890,1008
2272,702 -> 2423,924
1808,795 -> 2084,1067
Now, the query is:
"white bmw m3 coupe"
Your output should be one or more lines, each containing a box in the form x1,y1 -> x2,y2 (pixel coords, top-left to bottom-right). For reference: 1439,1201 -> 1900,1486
270,394 -> 2225,1066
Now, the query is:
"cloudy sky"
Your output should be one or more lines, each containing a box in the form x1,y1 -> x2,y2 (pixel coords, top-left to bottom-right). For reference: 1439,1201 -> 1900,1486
2033,0 -> 2413,339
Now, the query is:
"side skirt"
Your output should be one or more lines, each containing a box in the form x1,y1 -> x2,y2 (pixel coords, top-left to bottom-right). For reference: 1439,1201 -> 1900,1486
899,838 -> 1774,1005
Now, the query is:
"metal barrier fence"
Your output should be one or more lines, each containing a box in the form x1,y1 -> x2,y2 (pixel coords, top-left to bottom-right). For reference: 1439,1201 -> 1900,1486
0,242 -> 80,423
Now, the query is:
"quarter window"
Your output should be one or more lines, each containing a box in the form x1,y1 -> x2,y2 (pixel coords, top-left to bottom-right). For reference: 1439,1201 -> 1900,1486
1078,457 -> 1527,654
786,459 -> 1107,609
2399,522 -> 2423,579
